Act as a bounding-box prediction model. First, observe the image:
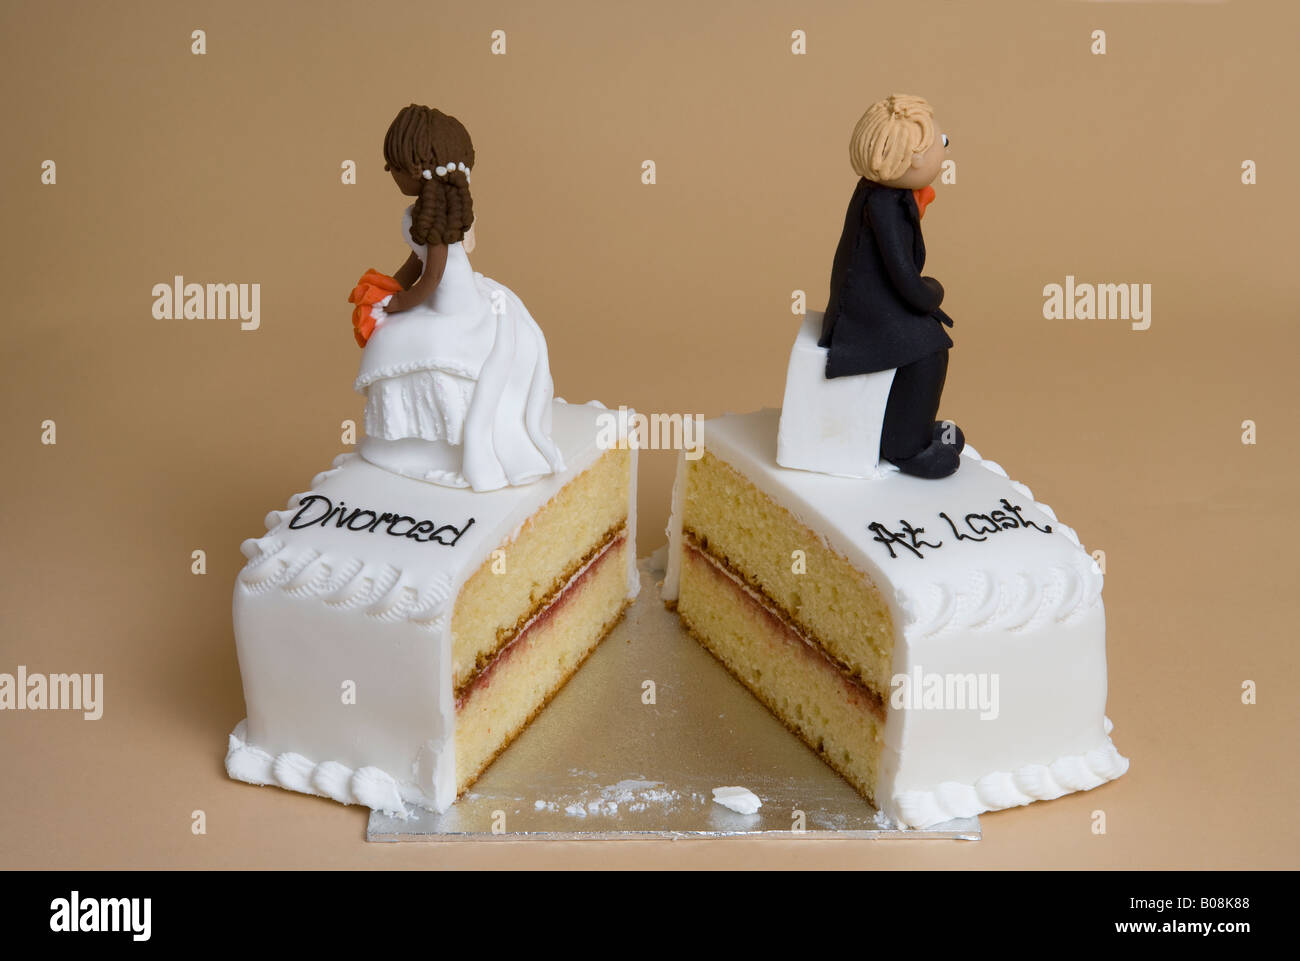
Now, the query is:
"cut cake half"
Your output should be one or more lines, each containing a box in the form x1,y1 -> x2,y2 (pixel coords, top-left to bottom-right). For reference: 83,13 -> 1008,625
227,400 -> 637,816
663,409 -> 1127,828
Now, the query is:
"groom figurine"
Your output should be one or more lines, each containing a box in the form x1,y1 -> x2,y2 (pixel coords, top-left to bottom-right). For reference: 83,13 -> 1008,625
820,94 -> 964,479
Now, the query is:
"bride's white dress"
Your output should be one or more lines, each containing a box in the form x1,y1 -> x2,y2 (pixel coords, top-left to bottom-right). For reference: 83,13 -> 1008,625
355,206 -> 564,491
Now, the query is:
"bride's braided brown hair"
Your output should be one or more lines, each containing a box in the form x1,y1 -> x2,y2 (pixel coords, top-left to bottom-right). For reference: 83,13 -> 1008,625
383,104 -> 475,246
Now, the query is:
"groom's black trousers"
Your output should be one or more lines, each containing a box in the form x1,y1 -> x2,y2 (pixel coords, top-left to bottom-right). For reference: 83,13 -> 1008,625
879,349 -> 949,463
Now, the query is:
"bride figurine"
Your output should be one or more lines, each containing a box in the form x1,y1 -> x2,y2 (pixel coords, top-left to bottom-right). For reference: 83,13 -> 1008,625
348,104 -> 564,492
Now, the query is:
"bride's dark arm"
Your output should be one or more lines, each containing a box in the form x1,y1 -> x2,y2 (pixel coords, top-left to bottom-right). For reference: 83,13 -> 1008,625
393,252 -> 422,291
386,244 -> 449,313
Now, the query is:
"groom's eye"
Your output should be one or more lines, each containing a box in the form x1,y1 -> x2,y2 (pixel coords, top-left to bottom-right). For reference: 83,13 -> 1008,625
941,134 -> 950,148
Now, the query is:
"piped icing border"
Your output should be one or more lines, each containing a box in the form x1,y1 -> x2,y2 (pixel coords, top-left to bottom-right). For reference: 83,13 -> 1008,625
895,552 -> 1103,640
891,719 -> 1130,828
225,720 -> 418,818
891,443 -> 1104,640
236,454 -> 458,630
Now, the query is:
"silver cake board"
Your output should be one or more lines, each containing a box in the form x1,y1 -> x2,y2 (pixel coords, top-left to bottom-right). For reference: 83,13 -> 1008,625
367,559 -> 979,842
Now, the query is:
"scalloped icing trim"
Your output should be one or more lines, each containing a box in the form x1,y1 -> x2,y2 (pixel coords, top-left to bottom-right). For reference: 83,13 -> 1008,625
891,720 -> 1130,829
894,552 -> 1103,639
225,720 -> 421,818
235,453 -> 456,631
889,443 -> 1105,639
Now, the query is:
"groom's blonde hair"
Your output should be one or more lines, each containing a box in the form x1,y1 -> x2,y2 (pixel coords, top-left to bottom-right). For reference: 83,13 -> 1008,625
849,94 -> 936,182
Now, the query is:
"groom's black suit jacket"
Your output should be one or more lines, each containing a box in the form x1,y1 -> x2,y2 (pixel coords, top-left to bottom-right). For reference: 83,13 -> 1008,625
819,178 -> 954,377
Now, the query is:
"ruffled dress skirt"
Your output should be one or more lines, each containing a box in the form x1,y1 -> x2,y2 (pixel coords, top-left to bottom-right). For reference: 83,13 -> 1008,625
362,368 -> 476,444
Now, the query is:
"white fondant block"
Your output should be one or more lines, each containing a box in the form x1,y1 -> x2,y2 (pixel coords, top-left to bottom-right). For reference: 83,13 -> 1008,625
777,311 -> 896,478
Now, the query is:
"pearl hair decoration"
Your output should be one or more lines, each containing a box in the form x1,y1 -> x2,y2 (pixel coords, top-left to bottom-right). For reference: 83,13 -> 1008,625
421,162 -> 471,183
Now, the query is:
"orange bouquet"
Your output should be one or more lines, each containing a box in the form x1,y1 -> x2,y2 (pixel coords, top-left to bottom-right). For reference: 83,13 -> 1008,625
348,269 -> 403,347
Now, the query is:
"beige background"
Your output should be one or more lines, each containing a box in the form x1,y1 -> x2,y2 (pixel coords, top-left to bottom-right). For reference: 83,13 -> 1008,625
2,0 -> 1297,868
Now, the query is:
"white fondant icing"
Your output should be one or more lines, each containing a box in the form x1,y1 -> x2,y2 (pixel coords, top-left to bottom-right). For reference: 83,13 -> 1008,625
226,720 -> 410,817
664,408 -> 1125,828
662,449 -> 686,603
777,311 -> 896,478
890,728 -> 1129,828
712,786 -> 762,815
230,401 -> 638,814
